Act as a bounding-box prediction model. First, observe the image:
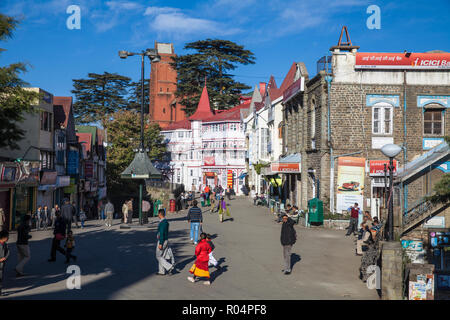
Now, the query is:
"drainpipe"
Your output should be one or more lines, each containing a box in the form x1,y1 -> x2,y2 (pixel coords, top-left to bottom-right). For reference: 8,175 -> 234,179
325,57 -> 334,213
403,70 -> 408,217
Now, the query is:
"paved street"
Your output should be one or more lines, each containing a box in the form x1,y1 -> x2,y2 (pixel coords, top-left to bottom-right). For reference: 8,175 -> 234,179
2,197 -> 379,300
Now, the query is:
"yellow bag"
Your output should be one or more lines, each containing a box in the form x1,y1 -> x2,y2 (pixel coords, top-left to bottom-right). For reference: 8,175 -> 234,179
189,264 -> 196,273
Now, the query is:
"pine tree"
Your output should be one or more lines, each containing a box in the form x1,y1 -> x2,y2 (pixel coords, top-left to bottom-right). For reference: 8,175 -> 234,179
0,14 -> 39,150
105,110 -> 166,197
171,39 -> 255,115
71,72 -> 131,124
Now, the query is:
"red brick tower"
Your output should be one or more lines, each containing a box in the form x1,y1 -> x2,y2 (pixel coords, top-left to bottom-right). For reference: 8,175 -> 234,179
149,42 -> 186,128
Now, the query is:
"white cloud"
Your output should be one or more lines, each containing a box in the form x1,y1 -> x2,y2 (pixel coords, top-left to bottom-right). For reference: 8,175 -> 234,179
144,7 -> 240,38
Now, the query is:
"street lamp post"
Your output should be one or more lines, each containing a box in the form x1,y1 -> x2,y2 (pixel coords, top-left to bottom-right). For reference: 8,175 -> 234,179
119,48 -> 161,226
380,144 -> 402,241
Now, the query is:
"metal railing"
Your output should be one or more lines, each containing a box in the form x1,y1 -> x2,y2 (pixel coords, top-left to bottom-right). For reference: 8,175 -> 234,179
402,196 -> 435,228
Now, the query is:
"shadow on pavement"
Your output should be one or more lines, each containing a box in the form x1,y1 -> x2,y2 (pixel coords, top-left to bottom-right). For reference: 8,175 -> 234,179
3,225 -> 189,299
291,253 -> 302,271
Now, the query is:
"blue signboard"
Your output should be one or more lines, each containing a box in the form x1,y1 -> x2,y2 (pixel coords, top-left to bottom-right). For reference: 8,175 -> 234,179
67,150 -> 79,175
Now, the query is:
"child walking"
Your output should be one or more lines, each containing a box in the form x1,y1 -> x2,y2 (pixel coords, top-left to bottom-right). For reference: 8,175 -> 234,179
188,233 -> 212,285
206,234 -> 221,269
218,197 -> 231,223
64,231 -> 77,264
79,210 -> 86,229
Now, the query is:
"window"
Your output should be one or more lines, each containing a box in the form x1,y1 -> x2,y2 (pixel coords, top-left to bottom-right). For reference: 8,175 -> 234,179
424,108 -> 443,135
190,170 -> 193,176
231,124 -> 237,131
311,106 -> 316,149
40,151 -> 54,170
40,111 -> 52,132
372,103 -> 393,135
178,131 -> 184,138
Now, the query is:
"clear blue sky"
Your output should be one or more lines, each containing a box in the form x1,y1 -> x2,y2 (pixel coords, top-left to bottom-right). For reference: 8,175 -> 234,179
1,0 -> 449,97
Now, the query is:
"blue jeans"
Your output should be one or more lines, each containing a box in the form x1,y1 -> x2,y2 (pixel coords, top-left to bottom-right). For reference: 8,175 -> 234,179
190,222 -> 200,243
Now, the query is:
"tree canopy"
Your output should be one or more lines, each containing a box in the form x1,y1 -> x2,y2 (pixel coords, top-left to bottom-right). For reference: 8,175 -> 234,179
171,39 -> 255,115
0,14 -> 39,150
105,110 -> 166,197
71,72 -> 131,124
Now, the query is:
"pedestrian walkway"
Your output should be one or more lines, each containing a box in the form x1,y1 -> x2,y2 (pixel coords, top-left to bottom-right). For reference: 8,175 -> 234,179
1,198 -> 378,299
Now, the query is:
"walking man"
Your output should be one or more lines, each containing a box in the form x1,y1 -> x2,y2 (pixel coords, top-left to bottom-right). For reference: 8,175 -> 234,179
72,202 -> 79,228
15,215 -> 32,277
127,198 -> 133,224
345,203 -> 362,236
41,206 -> 49,230
48,212 -> 66,262
105,199 -> 114,227
280,214 -> 297,275
142,198 -> 150,224
156,209 -> 175,275
61,199 -> 73,234
35,205 -> 42,231
187,200 -> 203,244
122,200 -> 128,224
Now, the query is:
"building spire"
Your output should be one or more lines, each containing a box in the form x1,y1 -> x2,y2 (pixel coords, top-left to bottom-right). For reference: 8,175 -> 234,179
189,83 -> 214,120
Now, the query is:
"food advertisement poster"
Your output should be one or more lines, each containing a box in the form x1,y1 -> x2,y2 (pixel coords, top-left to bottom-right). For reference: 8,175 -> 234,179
336,157 -> 365,212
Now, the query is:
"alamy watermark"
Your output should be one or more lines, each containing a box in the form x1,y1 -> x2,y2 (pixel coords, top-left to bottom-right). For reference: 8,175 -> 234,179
366,265 -> 381,290
66,5 -> 81,30
66,265 -> 82,290
366,5 -> 381,30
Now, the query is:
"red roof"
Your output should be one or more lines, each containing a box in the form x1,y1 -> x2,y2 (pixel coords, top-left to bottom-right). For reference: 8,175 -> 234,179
53,96 -> 72,129
268,63 -> 297,101
202,102 -> 251,123
189,85 -> 214,120
76,133 -> 92,157
163,118 -> 192,131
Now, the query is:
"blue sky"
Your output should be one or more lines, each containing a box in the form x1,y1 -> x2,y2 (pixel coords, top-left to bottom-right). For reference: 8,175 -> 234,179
1,0 -> 449,97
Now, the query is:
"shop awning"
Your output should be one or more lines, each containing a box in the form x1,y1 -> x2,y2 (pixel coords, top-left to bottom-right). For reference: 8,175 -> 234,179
238,172 -> 248,179
270,153 -> 301,173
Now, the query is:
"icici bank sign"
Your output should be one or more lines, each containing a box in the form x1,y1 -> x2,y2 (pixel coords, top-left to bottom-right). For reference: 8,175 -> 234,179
355,52 -> 450,69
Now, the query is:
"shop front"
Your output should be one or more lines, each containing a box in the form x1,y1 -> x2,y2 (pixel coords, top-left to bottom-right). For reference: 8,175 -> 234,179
37,171 -> 57,208
368,159 -> 398,218
270,153 -> 301,207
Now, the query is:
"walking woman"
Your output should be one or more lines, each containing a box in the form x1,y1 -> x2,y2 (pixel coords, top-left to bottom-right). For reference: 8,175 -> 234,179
218,197 -> 231,223
188,233 -> 212,285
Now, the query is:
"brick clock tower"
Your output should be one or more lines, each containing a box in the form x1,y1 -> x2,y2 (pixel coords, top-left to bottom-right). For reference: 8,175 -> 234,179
149,42 -> 186,128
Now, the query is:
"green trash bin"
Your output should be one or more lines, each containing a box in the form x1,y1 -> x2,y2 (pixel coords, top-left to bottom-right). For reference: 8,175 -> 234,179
308,198 -> 323,225
153,200 -> 162,217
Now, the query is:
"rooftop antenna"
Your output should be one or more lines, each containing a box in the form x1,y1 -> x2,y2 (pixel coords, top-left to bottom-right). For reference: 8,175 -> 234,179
330,26 -> 360,52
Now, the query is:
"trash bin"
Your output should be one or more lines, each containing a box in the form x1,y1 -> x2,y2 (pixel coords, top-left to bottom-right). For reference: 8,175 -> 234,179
169,199 -> 176,213
153,200 -> 162,217
308,198 -> 323,225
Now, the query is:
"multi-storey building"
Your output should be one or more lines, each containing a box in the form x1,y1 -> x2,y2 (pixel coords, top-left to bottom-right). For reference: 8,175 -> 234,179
161,84 -> 247,194
282,32 -> 450,221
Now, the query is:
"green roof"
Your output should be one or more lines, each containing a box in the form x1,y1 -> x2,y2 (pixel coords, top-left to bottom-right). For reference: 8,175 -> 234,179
76,125 -> 97,146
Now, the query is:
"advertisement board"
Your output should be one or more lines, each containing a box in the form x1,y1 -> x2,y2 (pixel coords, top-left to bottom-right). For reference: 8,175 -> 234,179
336,157 -> 365,212
270,162 -> 300,173
369,160 -> 398,176
355,52 -> 450,69
203,156 -> 215,166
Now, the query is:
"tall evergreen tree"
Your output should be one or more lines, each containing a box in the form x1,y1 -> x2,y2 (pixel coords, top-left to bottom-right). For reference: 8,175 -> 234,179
128,78 -> 150,113
0,14 -> 39,150
105,110 -> 166,197
71,72 -> 131,124
171,39 -> 255,115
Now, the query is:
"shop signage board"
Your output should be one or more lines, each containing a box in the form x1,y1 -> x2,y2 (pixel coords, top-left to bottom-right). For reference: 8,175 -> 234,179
336,157 -> 365,212
355,52 -> 450,69
282,77 -> 304,103
85,160 -> 94,178
423,216 -> 446,228
204,156 -> 215,166
369,160 -> 398,176
270,162 -> 300,173
67,150 -> 79,175
40,171 -> 57,185
423,137 -> 445,150
371,136 -> 394,149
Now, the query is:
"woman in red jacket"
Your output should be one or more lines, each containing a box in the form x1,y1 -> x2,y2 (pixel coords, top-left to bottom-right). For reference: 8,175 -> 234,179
188,233 -> 212,285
